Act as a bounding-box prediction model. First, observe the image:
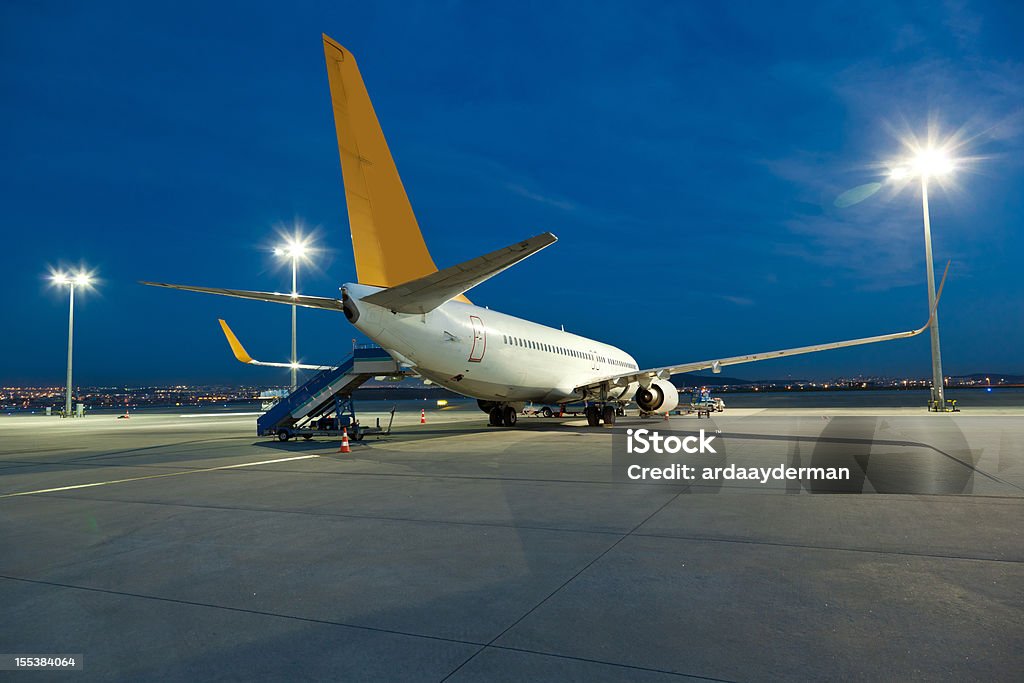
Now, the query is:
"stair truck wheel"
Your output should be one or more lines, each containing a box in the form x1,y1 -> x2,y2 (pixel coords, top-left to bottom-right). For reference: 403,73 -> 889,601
277,429 -> 290,442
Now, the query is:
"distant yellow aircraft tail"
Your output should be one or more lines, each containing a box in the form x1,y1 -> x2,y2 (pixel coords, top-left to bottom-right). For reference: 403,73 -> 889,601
323,34 -> 468,301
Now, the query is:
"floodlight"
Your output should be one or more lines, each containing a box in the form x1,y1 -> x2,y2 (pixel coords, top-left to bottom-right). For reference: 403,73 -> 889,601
912,148 -> 954,177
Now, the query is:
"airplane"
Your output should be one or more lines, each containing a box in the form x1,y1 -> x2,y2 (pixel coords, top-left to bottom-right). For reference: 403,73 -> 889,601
143,34 -> 946,428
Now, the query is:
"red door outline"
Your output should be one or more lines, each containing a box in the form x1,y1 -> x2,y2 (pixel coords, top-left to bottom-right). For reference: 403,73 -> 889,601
468,315 -> 486,362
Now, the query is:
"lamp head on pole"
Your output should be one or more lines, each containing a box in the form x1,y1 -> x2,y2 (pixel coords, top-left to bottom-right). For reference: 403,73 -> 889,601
49,268 -> 95,289
274,235 -> 314,263
884,117 -> 973,187
889,146 -> 956,181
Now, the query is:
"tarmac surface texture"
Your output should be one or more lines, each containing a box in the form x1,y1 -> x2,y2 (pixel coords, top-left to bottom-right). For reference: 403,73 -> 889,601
1,406 -> 1022,681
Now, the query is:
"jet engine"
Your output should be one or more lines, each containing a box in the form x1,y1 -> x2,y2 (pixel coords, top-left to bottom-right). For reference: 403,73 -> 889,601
477,399 -> 499,414
341,289 -> 360,323
634,379 -> 680,414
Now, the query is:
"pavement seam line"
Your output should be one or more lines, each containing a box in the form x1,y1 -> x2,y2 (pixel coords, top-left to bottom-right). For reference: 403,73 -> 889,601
0,573 -> 730,681
0,574 -> 480,647
439,491 -> 689,682
34,491 -> 1024,564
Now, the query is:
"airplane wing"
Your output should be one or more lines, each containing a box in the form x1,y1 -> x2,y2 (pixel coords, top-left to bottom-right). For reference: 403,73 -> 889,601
141,282 -> 346,311
218,319 -> 335,370
577,262 -> 949,395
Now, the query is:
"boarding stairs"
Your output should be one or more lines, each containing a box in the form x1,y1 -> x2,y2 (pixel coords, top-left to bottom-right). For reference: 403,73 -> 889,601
256,345 -> 403,437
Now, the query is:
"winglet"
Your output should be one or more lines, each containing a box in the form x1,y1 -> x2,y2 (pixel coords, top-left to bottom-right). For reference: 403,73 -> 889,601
935,260 -> 950,310
218,319 -> 254,364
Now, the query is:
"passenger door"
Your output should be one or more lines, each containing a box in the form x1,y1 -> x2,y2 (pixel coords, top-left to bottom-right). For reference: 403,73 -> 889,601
468,315 -> 486,362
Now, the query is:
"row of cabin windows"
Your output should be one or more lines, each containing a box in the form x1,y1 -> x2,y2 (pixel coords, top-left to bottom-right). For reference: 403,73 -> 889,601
500,333 -> 637,370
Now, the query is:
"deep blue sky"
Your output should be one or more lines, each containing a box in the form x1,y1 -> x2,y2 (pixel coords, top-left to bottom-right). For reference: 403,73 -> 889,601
2,1 -> 1021,386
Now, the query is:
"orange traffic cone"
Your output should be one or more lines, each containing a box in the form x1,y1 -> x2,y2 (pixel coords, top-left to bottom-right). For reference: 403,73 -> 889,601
664,411 -> 669,421
338,428 -> 351,454
420,408 -> 426,424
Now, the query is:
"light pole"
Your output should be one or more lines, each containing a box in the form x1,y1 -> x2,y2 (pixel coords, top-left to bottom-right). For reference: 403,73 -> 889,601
51,270 -> 93,416
274,236 -> 312,391
890,148 -> 954,411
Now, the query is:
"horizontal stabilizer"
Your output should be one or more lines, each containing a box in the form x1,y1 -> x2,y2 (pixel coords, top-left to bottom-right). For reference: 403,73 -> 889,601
361,232 -> 557,314
141,282 -> 345,311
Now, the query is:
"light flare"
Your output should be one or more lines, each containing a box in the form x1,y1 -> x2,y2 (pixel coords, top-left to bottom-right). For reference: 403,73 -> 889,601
48,267 -> 97,289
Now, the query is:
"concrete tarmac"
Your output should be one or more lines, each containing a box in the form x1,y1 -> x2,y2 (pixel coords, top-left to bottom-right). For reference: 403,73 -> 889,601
1,406 -> 1021,681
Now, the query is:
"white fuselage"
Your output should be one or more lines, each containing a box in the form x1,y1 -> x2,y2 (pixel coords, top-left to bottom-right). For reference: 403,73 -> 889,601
344,283 -> 639,405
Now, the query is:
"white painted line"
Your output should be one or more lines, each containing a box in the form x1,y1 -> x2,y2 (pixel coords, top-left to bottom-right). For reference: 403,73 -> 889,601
178,413 -> 263,418
0,454 -> 321,499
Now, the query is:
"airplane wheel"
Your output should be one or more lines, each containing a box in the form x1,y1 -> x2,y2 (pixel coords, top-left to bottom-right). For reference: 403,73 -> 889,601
489,407 -> 503,426
502,406 -> 518,427
541,406 -> 553,418
277,429 -> 290,442
585,406 -> 600,427
602,406 -> 616,425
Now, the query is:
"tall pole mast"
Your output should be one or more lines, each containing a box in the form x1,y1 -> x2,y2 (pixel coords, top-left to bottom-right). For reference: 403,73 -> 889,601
65,283 -> 75,416
291,257 -> 298,391
920,176 -> 945,410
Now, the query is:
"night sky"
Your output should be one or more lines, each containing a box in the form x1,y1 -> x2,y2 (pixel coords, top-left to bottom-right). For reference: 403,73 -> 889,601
2,1 -> 1021,386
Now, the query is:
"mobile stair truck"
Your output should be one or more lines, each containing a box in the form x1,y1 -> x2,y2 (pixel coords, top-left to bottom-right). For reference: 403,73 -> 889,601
257,346 -> 402,442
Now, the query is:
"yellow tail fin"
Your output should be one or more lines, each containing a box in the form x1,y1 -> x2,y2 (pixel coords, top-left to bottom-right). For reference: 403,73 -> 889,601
323,35 -> 468,302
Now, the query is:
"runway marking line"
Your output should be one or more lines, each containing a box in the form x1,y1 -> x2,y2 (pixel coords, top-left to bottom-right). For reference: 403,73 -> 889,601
0,454 -> 321,499
178,412 -> 264,418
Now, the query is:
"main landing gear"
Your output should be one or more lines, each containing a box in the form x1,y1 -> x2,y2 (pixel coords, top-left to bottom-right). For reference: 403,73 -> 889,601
479,399 -> 622,428
488,405 -> 518,427
585,404 -> 618,427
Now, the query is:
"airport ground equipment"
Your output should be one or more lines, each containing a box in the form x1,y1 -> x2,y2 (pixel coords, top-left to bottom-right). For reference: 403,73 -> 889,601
929,398 -> 960,413
258,345 -> 402,441
690,388 -> 724,418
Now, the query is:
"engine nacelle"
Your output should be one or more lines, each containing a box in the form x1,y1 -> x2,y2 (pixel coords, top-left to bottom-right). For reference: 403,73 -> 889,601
634,379 -> 680,414
477,399 -> 499,414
